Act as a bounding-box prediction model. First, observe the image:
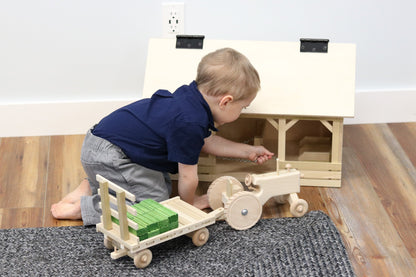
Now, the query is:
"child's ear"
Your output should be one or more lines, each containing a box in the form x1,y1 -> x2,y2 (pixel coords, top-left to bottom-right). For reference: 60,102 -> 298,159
219,95 -> 234,109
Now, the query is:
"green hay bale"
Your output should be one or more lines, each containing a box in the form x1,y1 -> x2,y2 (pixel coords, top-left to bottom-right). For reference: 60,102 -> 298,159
110,199 -> 179,240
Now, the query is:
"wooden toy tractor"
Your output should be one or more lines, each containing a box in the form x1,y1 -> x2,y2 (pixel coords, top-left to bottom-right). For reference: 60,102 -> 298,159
207,159 -> 308,230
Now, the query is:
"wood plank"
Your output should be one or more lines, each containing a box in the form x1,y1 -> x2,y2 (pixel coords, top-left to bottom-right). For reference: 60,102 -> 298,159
279,160 -> 342,171
344,124 -> 416,259
285,119 -> 299,131
164,197 -> 208,219
99,182 -> 112,230
96,175 -> 136,202
43,135 -> 85,227
197,165 -> 216,174
116,191 -> 129,240
278,119 -> 286,161
388,122 -> 416,168
0,137 -> 49,210
96,222 -> 139,249
198,155 -> 216,166
331,119 -> 343,163
300,179 -> 341,187
319,145 -> 416,276
301,170 -> 341,180
97,190 -> 137,216
298,151 -> 330,162
320,120 -> 333,133
266,118 -> 279,131
299,136 -> 331,147
0,207 -> 44,229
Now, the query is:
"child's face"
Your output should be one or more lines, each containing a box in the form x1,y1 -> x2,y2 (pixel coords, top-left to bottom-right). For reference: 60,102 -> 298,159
213,94 -> 255,126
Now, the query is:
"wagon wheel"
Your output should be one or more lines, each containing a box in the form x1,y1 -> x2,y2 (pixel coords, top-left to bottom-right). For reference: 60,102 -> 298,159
103,236 -> 113,250
191,227 -> 210,247
289,198 -> 308,217
134,249 -> 152,268
224,191 -> 262,230
207,176 -> 244,210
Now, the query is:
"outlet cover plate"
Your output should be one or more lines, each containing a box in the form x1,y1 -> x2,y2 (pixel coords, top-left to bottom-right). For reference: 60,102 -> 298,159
162,2 -> 184,38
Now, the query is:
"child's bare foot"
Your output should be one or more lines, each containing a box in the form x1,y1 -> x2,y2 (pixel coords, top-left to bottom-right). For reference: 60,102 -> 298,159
193,194 -> 210,210
51,200 -> 82,220
51,179 -> 92,220
59,178 -> 92,204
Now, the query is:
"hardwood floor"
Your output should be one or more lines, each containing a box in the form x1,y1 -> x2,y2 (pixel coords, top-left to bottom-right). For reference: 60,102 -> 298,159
1,123 -> 415,276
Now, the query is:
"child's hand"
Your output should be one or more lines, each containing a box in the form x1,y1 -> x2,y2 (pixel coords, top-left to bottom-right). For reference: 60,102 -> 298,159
248,146 -> 274,164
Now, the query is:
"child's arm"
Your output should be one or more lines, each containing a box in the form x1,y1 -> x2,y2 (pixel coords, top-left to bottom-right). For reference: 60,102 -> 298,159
201,134 -> 274,164
177,163 -> 209,209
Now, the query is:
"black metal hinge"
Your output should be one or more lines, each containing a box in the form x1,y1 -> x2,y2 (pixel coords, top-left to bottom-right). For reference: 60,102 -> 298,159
176,35 -> 205,49
300,38 -> 329,53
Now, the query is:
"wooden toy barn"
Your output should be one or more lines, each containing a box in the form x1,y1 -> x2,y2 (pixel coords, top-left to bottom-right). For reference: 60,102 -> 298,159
143,37 -> 356,187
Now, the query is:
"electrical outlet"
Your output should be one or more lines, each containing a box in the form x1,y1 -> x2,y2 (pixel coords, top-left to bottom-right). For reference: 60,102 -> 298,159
162,2 -> 184,37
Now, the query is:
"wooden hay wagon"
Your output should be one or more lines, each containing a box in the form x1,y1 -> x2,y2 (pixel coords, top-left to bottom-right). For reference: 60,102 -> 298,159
95,174 -> 223,268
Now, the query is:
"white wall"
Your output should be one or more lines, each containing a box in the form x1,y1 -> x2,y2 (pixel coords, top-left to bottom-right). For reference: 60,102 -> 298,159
1,0 -> 415,136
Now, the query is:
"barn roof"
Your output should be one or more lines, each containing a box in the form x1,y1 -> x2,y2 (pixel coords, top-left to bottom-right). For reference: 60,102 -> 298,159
143,38 -> 356,118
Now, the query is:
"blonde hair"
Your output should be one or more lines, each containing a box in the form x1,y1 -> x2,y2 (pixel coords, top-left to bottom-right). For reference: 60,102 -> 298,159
196,48 -> 260,101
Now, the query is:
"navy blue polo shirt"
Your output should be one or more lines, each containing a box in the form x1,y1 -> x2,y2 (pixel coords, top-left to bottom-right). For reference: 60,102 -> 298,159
92,81 -> 217,174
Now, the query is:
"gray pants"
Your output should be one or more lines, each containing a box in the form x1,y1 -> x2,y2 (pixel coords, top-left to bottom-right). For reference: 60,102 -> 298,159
80,130 -> 172,226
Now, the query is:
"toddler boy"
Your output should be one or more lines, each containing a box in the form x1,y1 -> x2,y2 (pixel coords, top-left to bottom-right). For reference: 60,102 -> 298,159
51,48 -> 273,225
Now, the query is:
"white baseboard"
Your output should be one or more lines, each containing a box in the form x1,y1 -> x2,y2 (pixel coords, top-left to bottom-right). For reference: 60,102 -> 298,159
0,100 -> 134,137
344,89 -> 416,125
1,90 -> 415,137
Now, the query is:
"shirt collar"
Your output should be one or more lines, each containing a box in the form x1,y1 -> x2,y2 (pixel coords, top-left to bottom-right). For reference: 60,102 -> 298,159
190,81 -> 218,132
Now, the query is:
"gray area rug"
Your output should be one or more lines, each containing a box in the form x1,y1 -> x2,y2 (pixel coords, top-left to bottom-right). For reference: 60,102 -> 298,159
0,211 -> 355,277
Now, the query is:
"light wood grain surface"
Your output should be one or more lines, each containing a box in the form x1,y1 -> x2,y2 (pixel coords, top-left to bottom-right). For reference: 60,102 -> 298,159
1,123 -> 415,276
143,38 -> 356,117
